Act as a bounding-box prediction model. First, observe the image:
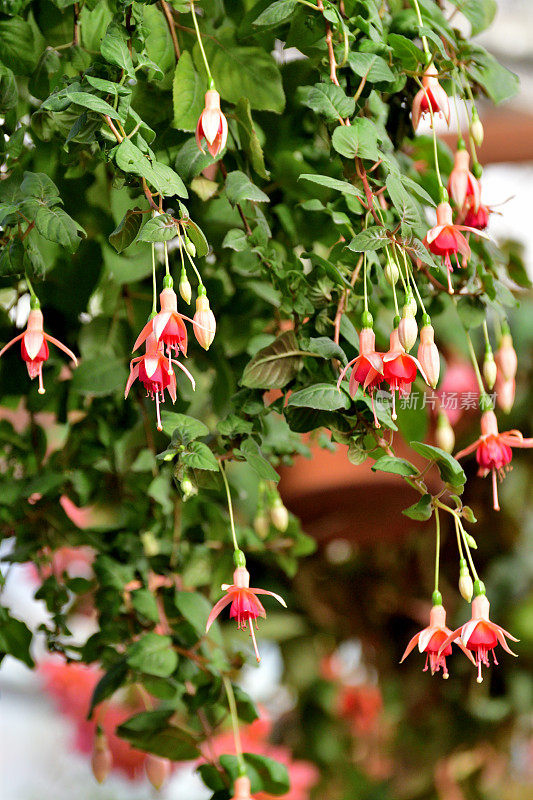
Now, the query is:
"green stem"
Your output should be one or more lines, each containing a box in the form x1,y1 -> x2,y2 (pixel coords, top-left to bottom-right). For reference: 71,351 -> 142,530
456,515 -> 479,582
220,462 -> 239,552
190,1 -> 214,87
24,272 -> 38,302
402,249 -> 426,314
151,244 -> 157,315
482,320 -> 491,351
163,241 -> 170,276
464,329 -> 486,396
454,515 -> 464,561
434,506 -> 441,593
415,76 -> 444,191
410,0 -> 431,62
363,253 -> 368,311
222,676 -> 247,776
391,266 -> 399,316
391,243 -> 408,294
178,227 -> 204,288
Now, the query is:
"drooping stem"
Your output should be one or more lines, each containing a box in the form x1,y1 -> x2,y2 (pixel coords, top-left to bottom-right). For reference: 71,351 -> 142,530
415,76 -> 444,192
410,0 -> 431,62
454,515 -> 464,561
402,249 -> 427,314
482,319 -> 491,350
457,516 -> 479,582
24,272 -> 38,303
190,1 -> 214,87
151,243 -> 157,315
434,506 -> 440,594
363,253 -> 368,311
220,462 -> 239,552
178,226 -> 205,288
222,676 -> 247,776
464,329 -> 486,397
164,240 -> 170,276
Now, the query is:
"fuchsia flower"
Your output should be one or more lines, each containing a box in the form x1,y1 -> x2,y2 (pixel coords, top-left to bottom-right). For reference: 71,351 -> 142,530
125,332 -> 195,431
463,201 -> 490,231
447,149 -> 481,214
417,321 -> 440,389
206,566 -> 286,662
455,409 -> 533,510
438,593 -> 518,683
231,776 -> 253,800
0,306 -> 77,394
424,201 -> 488,293
401,603 -> 475,678
337,326 -> 384,426
196,90 -> 228,157
133,285 -> 188,366
382,328 -> 428,419
193,289 -> 216,350
411,65 -> 450,130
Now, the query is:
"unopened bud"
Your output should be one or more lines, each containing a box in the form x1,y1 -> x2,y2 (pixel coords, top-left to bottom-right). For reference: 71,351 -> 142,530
482,349 -> 497,390
496,377 -> 515,414
417,323 -> 440,388
458,559 -> 473,601
254,513 -> 270,538
179,269 -> 192,304
193,289 -> 216,350
384,259 -> 399,285
398,314 -> 418,352
270,498 -> 289,532
435,411 -> 455,453
472,161 -> 483,180
141,531 -> 160,557
470,115 -> 484,148
231,776 -> 252,800
495,332 -> 517,382
145,754 -> 171,791
181,474 -> 197,500
404,290 -> 417,317
184,236 -> 196,257
92,730 -> 112,784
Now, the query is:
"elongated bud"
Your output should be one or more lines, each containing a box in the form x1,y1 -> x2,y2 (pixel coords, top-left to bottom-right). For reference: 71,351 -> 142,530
496,377 -> 515,414
435,411 -> 454,453
92,730 -> 112,784
180,472 -> 197,500
145,754 -> 171,791
417,321 -> 440,388
179,268 -> 192,304
193,289 -> 216,350
184,236 -> 196,258
495,331 -> 517,382
398,296 -> 417,352
270,497 -> 289,532
482,348 -> 497,390
254,513 -> 270,538
470,110 -> 484,148
231,776 -> 252,800
384,259 -> 399,286
458,558 -> 473,602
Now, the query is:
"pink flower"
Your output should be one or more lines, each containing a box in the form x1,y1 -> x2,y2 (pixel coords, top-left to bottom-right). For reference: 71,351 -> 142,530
193,291 -> 216,350
206,566 -> 286,662
455,409 -> 533,510
0,306 -> 77,394
417,322 -> 440,389
231,776 -> 253,800
411,65 -> 450,130
196,90 -> 228,157
438,593 -> 518,683
463,201 -> 490,230
133,285 -> 188,365
495,331 -> 517,382
382,328 -> 428,419
447,149 -> 481,213
400,603 -> 475,678
336,326 -> 384,426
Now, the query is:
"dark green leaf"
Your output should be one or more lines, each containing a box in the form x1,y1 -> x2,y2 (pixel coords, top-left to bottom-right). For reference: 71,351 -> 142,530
137,213 -> 177,243
371,455 -> 418,477
402,493 -> 433,521
253,0 -> 297,27
287,383 -> 350,411
241,331 -> 302,389
71,356 -> 128,396
172,50 -> 206,132
127,633 -> 178,677
298,173 -> 362,200
300,82 -> 355,121
109,208 -> 143,252
181,441 -> 220,472
410,441 -> 466,490
331,118 -> 381,161
225,171 -> 270,205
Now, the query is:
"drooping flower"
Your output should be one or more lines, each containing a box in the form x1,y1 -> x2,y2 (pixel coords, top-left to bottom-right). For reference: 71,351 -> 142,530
438,592 -> 518,683
133,284 -> 188,366
125,332 -> 195,431
463,201 -> 490,231
336,324 -> 384,427
455,409 -> 533,510
417,320 -> 440,388
447,148 -> 481,214
145,754 -> 171,790
400,603 -> 474,678
0,304 -> 77,394
193,289 -> 216,350
206,564 -> 286,663
231,776 -> 253,800
411,65 -> 450,131
196,89 -> 228,157
382,327 -> 428,419
92,729 -> 112,784
424,201 -> 488,293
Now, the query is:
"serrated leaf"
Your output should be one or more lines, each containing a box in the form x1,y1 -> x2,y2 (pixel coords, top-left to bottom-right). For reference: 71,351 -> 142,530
161,411 -> 209,443
101,22 -> 135,78
241,331 -> 302,389
347,226 -> 390,252
386,173 -> 421,231
0,65 -> 17,112
298,173 -> 362,200
88,659 -> 128,716
109,208 -> 143,252
348,52 -> 395,83
238,438 -> 279,482
305,336 -> 347,365
181,441 -> 220,472
137,213 -> 177,242
71,356 -> 128,396
225,171 -> 269,205
287,383 -> 350,411
387,33 -> 424,71
332,118 -> 381,161
175,591 -> 212,634
35,206 -> 85,252
300,82 -> 355,121
117,711 -> 199,760
234,97 -> 269,180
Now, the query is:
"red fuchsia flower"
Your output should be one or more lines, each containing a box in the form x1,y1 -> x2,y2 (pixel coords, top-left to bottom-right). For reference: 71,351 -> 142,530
206,563 -> 286,663
424,201 -> 489,293
196,89 -> 228,157
382,327 -> 428,419
125,332 -> 195,431
463,201 -> 490,230
193,288 -> 216,350
455,409 -> 533,511
447,148 -> 481,214
417,319 -> 440,389
438,591 -> 519,683
400,603 -> 475,678
231,776 -> 253,800
0,304 -> 77,394
411,65 -> 450,131
133,282 -> 188,367
336,323 -> 384,427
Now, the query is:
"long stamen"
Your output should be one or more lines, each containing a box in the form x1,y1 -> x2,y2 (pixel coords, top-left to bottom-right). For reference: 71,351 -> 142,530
156,394 -> 162,431
249,619 -> 261,663
492,468 -> 500,511
38,365 -> 45,395
370,392 -> 381,428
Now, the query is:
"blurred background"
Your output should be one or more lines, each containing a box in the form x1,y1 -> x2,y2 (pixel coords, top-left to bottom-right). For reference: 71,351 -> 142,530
1,2 -> 533,799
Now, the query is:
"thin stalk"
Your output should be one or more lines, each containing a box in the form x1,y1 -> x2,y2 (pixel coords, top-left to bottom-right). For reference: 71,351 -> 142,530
391,242 -> 408,294
454,515 -> 464,561
363,253 -> 368,311
190,1 -> 214,87
220,462 -> 239,552
434,506 -> 441,594
24,272 -> 38,302
410,0 -> 431,62
391,267 -> 399,316
464,329 -> 485,395
403,249 -> 427,314
151,243 -> 157,315
456,515 -> 479,582
164,241 -> 170,276
482,320 -> 491,350
415,76 -> 444,190
222,676 -> 246,776
178,227 -> 205,288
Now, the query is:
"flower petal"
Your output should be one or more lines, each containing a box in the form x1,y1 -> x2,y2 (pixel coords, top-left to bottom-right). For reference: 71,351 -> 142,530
206,594 -> 233,632
400,632 -> 421,662
250,588 -> 287,608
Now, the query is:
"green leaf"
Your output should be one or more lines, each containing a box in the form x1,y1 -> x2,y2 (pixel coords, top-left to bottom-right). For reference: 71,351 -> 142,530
143,4 -> 175,76
161,411 -> 209,443
109,208 -> 143,252
449,0 -> 496,35
221,752 -> 290,796
115,139 -> 188,198
71,356 -> 128,396
387,33 -> 424,71
222,228 -> 248,251
304,336 -> 347,365
0,18 -> 37,76
35,206 -> 85,252
241,331 -> 302,389
137,213 -> 177,243
217,414 -> 253,437
348,52 -> 395,83
0,65 -> 17,112
0,240 -> 25,276
300,82 -> 355,121
232,685 -> 259,723
253,0 -> 297,27
175,137 -> 216,182
331,118 -> 381,161
118,711 -> 199,760
371,455 -> 418,477
287,383 -> 350,411
402,493 -> 433,521
175,591 -> 212,635
131,589 -> 160,623
410,441 -> 466,490
347,226 -> 390,252
386,173 -> 421,231
21,172 -> 61,204
238,437 -> 280,482
234,97 -> 269,180
88,659 -> 128,716
127,633 -> 178,677
181,441 -> 220,472
469,47 -> 519,105
184,219 -> 209,258
298,173 -> 362,200
456,296 -> 486,329
0,609 -> 34,668
100,23 -> 135,79
63,90 -> 122,120
225,171 -> 270,205
172,50 -> 206,132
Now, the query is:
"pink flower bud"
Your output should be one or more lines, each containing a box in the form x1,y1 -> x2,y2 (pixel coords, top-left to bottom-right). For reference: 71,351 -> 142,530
496,376 -> 515,413
195,90 -> 228,157
417,324 -> 440,388
270,499 -> 289,532
91,732 -> 112,784
459,563 -> 473,602
231,776 -> 253,800
193,293 -> 216,350
470,116 -> 484,148
398,315 -> 417,353
435,412 -> 455,454
145,754 -> 171,791
495,333 -> 517,382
